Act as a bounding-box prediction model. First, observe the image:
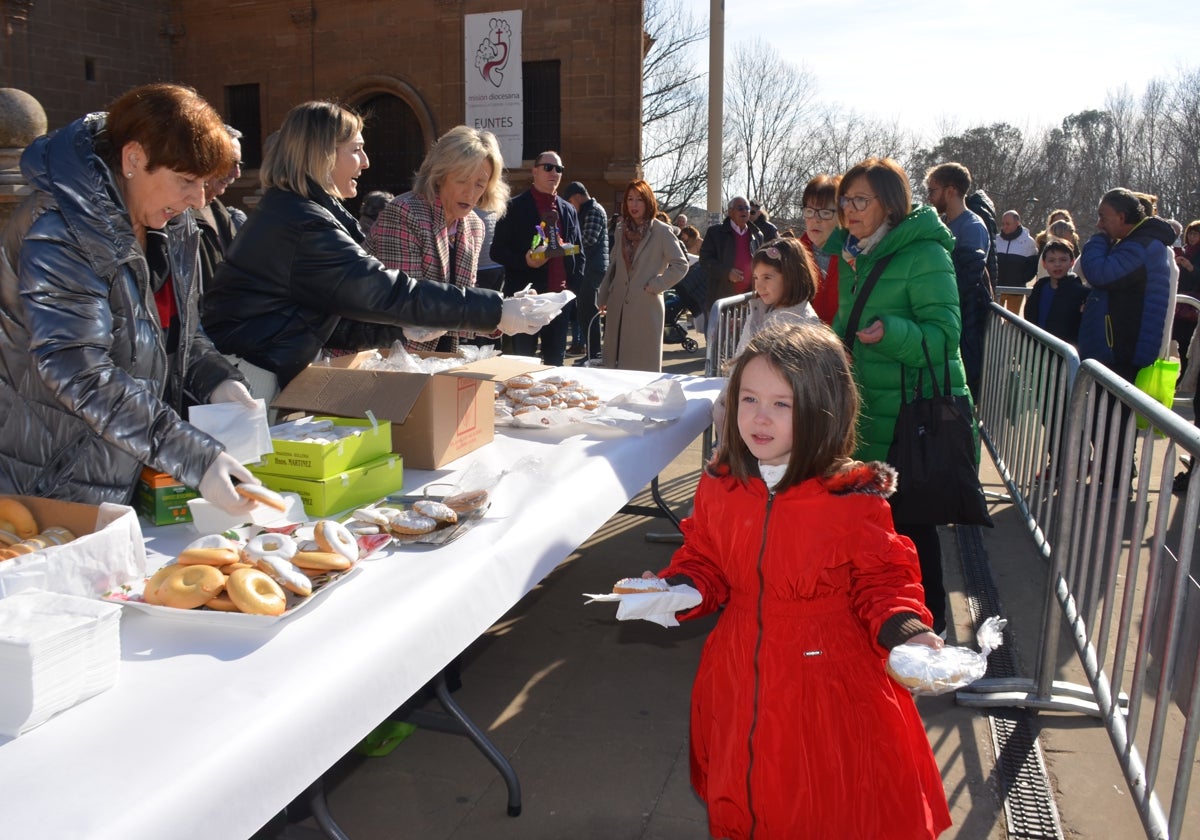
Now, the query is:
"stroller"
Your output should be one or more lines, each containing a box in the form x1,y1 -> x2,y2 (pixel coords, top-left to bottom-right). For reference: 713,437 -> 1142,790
664,261 -> 707,354
663,289 -> 700,353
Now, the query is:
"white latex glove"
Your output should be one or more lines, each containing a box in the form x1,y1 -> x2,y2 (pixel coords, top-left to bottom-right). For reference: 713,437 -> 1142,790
209,379 -> 259,409
197,451 -> 257,516
498,296 -> 556,335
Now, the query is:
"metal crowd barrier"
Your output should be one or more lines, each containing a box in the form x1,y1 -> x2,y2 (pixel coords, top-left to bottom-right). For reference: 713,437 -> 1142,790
975,303 -> 1080,558
963,302 -> 1200,837
700,292 -> 755,461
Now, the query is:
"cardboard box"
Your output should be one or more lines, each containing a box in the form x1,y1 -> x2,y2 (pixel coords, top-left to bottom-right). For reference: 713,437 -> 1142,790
249,453 -> 404,518
0,496 -> 147,600
135,468 -> 199,526
272,352 -> 550,470
255,416 -> 392,479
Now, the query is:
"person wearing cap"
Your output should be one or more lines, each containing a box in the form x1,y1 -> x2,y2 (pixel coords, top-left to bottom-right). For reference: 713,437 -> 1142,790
564,180 -> 608,360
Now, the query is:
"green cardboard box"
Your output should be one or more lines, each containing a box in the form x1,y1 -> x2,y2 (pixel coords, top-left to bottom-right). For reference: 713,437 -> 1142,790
255,416 -> 392,480
135,467 -> 199,525
249,453 -> 404,518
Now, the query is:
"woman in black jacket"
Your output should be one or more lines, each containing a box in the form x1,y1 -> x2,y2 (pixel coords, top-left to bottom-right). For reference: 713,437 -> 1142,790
203,101 -> 544,393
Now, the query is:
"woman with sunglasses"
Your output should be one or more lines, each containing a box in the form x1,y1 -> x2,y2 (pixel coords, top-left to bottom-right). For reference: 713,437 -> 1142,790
799,173 -> 842,324
827,156 -> 970,638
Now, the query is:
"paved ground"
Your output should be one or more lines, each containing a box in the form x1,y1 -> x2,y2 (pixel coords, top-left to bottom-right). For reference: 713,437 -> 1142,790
270,335 -> 1169,840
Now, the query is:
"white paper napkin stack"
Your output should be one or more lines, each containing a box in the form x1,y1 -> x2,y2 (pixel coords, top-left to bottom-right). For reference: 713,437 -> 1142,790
0,591 -> 122,737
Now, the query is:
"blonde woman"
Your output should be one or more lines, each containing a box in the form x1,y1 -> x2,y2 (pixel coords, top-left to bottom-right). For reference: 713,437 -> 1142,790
203,102 -> 543,392
366,126 -> 509,353
597,179 -> 689,371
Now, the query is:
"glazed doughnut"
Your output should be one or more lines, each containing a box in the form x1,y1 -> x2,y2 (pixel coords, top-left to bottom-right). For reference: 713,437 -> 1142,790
142,564 -> 181,606
505,388 -> 532,403
225,568 -> 287,616
613,577 -> 670,595
513,404 -> 543,416
386,510 -> 438,536
253,551 -> 313,597
504,374 -> 536,390
234,482 -> 288,511
524,395 -> 552,409
0,498 -> 38,540
220,562 -> 256,575
243,532 -> 299,563
292,550 -> 353,571
528,382 -> 558,397
344,520 -> 381,536
351,507 -> 391,528
314,519 -> 358,564
184,534 -> 241,554
42,525 -> 76,544
444,489 -> 489,514
412,500 -> 458,525
204,592 -> 241,612
177,546 -> 241,566
0,547 -> 17,561
157,564 -> 227,610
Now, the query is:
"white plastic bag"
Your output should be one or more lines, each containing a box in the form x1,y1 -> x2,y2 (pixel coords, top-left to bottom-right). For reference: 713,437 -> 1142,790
886,616 -> 1007,696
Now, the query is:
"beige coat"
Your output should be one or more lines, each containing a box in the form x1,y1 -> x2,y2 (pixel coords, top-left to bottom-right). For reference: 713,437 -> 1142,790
597,219 -> 689,371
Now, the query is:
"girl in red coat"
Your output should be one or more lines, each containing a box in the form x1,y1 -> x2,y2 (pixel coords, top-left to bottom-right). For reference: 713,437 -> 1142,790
648,321 -> 951,839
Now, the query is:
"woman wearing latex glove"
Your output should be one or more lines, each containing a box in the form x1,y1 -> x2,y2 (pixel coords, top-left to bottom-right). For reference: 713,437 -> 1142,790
0,83 -> 256,509
197,452 -> 257,516
203,101 -> 530,396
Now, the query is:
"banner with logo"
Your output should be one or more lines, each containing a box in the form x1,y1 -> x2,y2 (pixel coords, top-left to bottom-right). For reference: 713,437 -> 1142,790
465,11 -> 523,167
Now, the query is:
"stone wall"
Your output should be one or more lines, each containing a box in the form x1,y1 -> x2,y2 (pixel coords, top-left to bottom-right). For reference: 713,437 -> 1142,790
2,0 -> 173,130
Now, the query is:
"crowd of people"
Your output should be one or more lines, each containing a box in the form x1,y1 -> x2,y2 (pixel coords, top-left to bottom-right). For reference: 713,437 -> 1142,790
6,80 -> 1194,839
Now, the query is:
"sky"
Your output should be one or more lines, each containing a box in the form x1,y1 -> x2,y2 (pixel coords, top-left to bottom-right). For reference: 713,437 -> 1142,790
684,0 -> 1197,141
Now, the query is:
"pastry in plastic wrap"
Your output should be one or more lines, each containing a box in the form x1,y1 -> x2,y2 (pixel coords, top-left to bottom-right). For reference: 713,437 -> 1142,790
886,616 -> 1007,696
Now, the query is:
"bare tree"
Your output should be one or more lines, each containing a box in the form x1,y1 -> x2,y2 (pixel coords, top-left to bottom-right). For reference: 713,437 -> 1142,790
641,0 -> 708,215
723,38 -> 818,215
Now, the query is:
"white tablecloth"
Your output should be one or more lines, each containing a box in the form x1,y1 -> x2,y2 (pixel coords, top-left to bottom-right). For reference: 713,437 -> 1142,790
0,368 -> 720,840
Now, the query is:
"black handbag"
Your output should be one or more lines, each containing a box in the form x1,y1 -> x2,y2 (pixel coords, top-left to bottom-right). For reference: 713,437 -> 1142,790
886,341 -> 993,527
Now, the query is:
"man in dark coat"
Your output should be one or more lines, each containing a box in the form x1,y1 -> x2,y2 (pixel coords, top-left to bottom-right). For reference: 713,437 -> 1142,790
698,196 -> 762,311
490,151 -> 584,365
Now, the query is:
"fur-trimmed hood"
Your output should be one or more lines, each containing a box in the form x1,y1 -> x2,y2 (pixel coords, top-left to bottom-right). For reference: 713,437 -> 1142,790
821,461 -> 897,497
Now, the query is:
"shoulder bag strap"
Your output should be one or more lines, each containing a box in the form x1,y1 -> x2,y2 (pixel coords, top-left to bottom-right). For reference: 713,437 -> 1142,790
841,253 -> 895,354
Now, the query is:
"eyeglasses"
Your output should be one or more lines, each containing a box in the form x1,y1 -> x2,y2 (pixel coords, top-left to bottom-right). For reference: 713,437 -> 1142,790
537,163 -> 564,173
750,204 -> 761,211
802,207 -> 836,220
730,204 -> 750,212
839,195 -> 876,211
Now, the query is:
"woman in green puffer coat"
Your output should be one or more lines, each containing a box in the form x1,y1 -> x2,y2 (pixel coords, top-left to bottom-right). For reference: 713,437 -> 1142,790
827,156 -> 971,636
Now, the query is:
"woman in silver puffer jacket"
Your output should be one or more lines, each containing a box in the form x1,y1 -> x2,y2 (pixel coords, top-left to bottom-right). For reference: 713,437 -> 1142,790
0,83 -> 261,513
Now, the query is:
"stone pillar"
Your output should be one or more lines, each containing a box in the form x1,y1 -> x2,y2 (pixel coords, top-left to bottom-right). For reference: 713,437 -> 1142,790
0,86 -> 45,228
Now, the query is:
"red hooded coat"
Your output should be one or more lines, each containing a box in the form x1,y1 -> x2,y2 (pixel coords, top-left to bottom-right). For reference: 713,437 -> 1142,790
661,462 -> 951,839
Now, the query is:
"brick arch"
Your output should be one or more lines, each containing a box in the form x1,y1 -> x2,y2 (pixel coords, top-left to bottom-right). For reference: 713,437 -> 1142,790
339,77 -> 437,212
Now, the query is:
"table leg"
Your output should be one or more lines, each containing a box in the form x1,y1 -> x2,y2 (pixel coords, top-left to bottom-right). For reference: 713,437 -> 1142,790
305,776 -> 352,840
619,475 -> 682,530
399,671 -> 523,817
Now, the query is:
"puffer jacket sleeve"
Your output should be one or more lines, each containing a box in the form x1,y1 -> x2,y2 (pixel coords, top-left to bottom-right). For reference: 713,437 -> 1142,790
288,210 -> 503,334
20,232 -> 223,488
181,327 -> 244,405
658,472 -> 731,620
873,243 -> 963,370
847,495 -> 932,656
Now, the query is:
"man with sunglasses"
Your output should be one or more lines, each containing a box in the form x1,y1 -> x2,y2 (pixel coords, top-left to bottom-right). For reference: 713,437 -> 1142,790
698,196 -> 763,312
491,150 -> 584,365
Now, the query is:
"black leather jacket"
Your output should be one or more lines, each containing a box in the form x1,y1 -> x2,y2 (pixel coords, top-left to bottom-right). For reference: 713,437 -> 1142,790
203,184 -> 504,386
0,114 -> 239,504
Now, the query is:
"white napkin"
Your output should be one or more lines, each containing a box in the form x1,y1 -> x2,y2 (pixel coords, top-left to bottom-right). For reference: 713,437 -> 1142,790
582,584 -> 702,627
188,399 -> 272,464
606,378 -> 688,421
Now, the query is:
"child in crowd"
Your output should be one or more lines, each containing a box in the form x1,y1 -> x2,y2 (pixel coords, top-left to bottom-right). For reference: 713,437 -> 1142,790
1026,238 -> 1088,344
634,323 -> 951,839
712,238 -> 823,428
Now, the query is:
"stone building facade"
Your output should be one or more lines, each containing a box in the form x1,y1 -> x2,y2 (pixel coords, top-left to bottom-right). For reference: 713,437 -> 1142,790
2,0 -> 645,213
